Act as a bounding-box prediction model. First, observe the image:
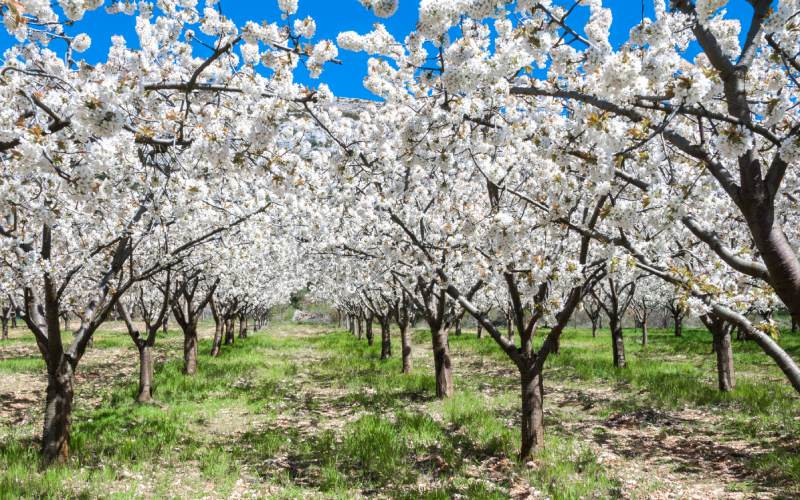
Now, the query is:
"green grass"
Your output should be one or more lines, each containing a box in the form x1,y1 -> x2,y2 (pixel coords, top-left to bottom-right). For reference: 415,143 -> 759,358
1,321 -> 799,497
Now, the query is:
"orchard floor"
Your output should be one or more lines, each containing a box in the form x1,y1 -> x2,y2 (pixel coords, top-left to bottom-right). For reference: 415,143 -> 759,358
1,322 -> 799,499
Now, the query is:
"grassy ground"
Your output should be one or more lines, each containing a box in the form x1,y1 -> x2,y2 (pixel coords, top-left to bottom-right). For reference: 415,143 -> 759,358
0,321 -> 799,498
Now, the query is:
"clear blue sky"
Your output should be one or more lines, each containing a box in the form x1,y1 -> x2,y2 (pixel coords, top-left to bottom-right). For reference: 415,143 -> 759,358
0,0 -> 754,99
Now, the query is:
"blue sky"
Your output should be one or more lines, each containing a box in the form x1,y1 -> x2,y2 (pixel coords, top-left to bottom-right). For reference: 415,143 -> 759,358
0,0 -> 755,98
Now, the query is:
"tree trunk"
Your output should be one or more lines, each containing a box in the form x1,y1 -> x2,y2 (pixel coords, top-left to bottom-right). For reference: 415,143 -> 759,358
674,314 -> 683,337
792,317 -> 798,333
356,318 -> 363,340
380,318 -> 391,360
714,329 -> 735,392
238,316 -> 248,339
431,327 -> 453,398
454,318 -> 462,336
610,317 -> 626,368
137,343 -> 155,402
641,313 -> 649,347
162,317 -> 168,333
41,359 -> 74,464
506,312 -> 513,339
366,316 -> 374,346
1,316 -> 8,340
183,327 -> 198,375
224,318 -> 235,345
703,317 -> 736,392
590,318 -> 597,338
519,365 -> 545,459
400,323 -> 411,374
476,322 -> 483,339
210,318 -> 223,357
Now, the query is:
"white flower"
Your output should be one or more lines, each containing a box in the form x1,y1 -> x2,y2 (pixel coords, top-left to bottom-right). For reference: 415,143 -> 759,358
72,33 -> 91,53
277,0 -> 298,16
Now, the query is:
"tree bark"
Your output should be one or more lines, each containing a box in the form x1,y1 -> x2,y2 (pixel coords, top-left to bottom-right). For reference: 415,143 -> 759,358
713,327 -> 735,392
380,317 -> 391,360
641,312 -> 649,347
238,315 -> 248,339
674,313 -> 683,337
400,323 -> 411,374
519,365 -> 545,459
454,318 -> 462,336
41,358 -> 74,464
1,315 -> 8,340
356,317 -> 363,340
183,327 -> 198,375
224,317 -> 235,345
365,315 -> 374,346
137,343 -> 155,402
431,327 -> 453,398
609,317 -> 626,368
476,322 -> 482,339
210,318 -> 223,357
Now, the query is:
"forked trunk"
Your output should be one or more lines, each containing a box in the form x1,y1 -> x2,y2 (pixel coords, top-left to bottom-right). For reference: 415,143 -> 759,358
519,364 -> 544,459
400,323 -> 411,374
183,328 -> 198,375
137,344 -> 154,402
41,358 -> 74,464
431,327 -> 453,398
380,318 -> 391,360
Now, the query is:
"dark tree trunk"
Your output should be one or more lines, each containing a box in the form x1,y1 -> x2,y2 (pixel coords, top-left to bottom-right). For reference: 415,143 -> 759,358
238,316 -> 248,339
183,327 -> 198,375
519,365 -> 545,459
400,323 -> 411,374
476,322 -> 482,339
162,317 -> 168,333
356,317 -> 363,340
137,343 -> 154,402
714,329 -> 735,392
1,316 -> 8,340
210,318 -> 223,357
641,313 -> 649,347
590,319 -> 597,338
431,327 -> 453,398
41,359 -> 74,464
11,314 -> 17,329
506,312 -> 513,339
380,318 -> 391,360
674,313 -> 683,337
610,317 -> 626,368
792,317 -> 798,333
366,315 -> 374,346
454,318 -> 462,336
224,318 -> 235,345
703,315 -> 735,392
